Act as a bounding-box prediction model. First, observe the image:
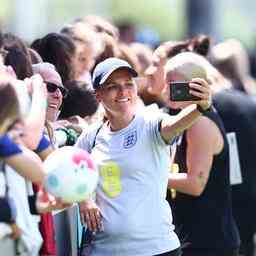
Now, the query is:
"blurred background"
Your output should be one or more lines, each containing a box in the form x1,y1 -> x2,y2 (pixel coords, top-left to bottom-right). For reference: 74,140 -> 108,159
1,0 -> 256,76
1,0 -> 256,46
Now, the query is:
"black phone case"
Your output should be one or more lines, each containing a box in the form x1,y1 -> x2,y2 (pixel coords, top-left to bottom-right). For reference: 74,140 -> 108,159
170,82 -> 200,101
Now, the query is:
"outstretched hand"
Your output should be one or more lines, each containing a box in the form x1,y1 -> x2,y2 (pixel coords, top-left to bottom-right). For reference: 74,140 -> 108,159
36,188 -> 72,213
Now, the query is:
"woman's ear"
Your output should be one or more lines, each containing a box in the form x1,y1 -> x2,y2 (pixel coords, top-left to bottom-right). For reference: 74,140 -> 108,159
95,90 -> 102,103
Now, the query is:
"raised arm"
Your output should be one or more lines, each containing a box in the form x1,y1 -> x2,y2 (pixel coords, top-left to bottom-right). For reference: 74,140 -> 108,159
160,78 -> 212,143
22,75 -> 48,150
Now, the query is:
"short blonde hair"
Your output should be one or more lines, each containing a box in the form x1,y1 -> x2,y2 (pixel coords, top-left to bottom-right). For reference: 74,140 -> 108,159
165,52 -> 218,81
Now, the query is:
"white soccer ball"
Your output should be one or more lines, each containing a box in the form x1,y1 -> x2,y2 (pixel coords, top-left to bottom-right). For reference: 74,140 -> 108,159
43,146 -> 98,203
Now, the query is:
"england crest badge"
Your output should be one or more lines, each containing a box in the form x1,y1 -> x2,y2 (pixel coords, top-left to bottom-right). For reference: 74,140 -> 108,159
123,130 -> 137,149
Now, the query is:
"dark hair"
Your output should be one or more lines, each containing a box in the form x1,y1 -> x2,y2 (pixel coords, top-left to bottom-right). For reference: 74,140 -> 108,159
31,33 -> 76,84
116,19 -> 136,44
188,34 -> 211,57
160,34 -> 211,59
2,33 -> 33,79
59,80 -> 98,119
3,33 -> 30,58
5,47 -> 33,79
0,82 -> 20,131
116,20 -> 135,32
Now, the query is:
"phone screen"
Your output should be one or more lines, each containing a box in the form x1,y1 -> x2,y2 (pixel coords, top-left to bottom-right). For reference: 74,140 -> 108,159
170,81 -> 200,101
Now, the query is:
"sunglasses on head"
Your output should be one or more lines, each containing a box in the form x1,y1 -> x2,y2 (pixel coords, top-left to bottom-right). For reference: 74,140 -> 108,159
46,82 -> 68,98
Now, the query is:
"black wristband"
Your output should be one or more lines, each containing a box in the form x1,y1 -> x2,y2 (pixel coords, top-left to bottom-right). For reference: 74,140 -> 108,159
197,105 -> 211,114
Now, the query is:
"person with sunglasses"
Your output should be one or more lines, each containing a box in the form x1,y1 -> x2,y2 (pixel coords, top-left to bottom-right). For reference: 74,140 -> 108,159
31,62 -> 67,255
32,63 -> 67,123
46,82 -> 67,98
33,63 -> 86,147
32,62 -> 84,255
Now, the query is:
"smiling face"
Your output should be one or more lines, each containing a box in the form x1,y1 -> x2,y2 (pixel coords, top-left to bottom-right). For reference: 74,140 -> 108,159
95,68 -> 138,121
42,70 -> 63,121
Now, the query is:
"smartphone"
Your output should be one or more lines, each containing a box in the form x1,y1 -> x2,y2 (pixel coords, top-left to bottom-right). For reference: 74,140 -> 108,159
170,81 -> 201,101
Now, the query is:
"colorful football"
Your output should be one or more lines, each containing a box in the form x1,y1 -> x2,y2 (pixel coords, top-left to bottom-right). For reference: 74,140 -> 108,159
43,146 -> 98,203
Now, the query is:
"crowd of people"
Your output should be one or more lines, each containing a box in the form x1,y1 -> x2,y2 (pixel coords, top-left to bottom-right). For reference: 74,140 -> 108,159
1,14 -> 256,256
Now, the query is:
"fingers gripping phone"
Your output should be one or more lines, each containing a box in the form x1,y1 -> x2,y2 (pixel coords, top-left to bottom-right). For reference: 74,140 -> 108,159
170,81 -> 200,101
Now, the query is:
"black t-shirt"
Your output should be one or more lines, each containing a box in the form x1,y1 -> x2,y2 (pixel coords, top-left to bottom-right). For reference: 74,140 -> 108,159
213,89 -> 256,203
167,107 -> 240,250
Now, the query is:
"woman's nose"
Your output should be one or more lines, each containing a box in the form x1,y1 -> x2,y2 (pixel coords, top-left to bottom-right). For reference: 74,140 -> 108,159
117,85 -> 128,94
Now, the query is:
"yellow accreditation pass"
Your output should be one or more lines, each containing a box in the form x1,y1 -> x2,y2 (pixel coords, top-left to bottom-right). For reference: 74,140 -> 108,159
170,163 -> 179,199
100,162 -> 122,198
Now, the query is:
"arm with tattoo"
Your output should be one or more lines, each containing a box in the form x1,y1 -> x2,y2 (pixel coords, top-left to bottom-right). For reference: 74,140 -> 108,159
168,116 -> 222,196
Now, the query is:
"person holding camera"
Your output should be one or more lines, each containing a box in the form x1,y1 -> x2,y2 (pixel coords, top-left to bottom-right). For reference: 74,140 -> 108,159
76,57 -> 211,256
161,52 -> 240,256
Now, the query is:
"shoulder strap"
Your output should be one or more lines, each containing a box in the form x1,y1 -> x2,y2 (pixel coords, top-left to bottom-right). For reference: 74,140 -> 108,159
91,123 -> 104,150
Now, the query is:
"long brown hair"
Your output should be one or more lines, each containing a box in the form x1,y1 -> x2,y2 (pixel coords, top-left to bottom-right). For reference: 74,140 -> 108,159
0,82 -> 20,133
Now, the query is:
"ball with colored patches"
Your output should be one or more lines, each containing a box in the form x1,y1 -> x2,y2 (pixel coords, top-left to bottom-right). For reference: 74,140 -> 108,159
43,146 -> 98,203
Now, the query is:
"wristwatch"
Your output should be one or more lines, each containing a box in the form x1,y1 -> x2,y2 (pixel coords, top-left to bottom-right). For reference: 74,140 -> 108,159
197,104 -> 212,114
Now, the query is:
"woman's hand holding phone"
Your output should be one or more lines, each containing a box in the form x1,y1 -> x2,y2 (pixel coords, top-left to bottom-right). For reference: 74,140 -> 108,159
170,78 -> 212,110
